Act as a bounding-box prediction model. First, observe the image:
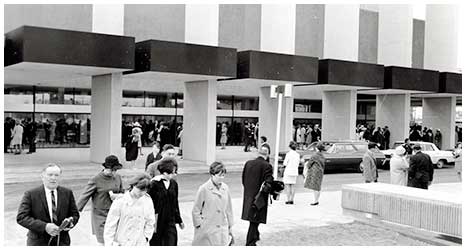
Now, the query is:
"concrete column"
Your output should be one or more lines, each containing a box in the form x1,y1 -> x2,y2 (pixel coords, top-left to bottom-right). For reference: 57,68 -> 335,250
259,87 -> 293,155
183,80 -> 217,164
377,5 -> 413,67
90,73 -> 123,163
375,94 -> 410,146
422,97 -> 456,149
321,90 -> 357,141
424,5 -> 459,72
260,4 -> 296,54
323,5 -> 359,60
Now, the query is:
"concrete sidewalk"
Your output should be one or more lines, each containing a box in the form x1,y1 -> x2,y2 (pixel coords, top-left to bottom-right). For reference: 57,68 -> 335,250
4,146 -> 256,184
4,190 -> 353,246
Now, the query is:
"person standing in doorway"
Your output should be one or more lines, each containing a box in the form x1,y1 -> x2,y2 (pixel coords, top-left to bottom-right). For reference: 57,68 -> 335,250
11,119 -> 24,154
220,123 -> 228,149
283,141 -> 300,204
303,142 -> 326,205
241,145 -> 274,246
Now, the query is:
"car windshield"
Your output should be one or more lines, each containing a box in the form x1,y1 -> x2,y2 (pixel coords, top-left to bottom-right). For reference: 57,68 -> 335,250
305,142 -> 331,152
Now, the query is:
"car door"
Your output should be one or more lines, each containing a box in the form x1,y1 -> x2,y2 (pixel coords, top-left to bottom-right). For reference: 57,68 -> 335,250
327,144 -> 358,169
422,143 -> 437,164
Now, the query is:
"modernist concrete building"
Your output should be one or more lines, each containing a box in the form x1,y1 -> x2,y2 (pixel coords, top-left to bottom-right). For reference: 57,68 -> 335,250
4,4 -> 462,164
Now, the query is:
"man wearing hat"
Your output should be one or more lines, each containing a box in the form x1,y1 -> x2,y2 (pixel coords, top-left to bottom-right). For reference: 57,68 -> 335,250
408,144 -> 434,189
76,155 -> 124,245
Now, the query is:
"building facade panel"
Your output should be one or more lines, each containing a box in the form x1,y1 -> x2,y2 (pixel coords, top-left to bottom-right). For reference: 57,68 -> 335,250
358,9 -> 378,63
124,4 -> 185,42
295,4 -> 325,58
4,4 -> 92,33
412,19 -> 425,69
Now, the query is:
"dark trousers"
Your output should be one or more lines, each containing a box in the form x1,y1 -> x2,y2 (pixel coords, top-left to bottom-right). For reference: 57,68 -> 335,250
150,223 -> 177,246
246,222 -> 260,246
28,137 -> 36,153
244,139 -> 251,152
408,178 -> 428,189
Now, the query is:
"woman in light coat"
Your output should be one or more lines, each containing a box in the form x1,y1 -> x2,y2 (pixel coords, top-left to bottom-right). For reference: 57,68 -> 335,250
104,173 -> 155,246
390,146 -> 409,186
192,162 -> 234,246
362,142 -> 379,183
283,141 -> 300,204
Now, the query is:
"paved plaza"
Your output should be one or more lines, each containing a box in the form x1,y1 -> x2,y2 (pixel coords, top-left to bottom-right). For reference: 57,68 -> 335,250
3,146 -> 462,246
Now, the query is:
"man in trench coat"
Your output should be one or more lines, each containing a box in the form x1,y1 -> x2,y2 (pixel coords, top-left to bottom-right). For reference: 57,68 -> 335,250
241,145 -> 273,246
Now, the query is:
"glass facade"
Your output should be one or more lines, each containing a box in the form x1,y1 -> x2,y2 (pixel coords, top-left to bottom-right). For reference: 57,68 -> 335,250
293,99 -> 322,113
122,91 -> 184,108
217,96 -> 259,111
216,117 -> 258,145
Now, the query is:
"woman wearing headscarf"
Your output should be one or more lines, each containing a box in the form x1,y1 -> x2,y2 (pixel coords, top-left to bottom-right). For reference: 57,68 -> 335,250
303,142 -> 326,206
77,155 -> 124,245
389,146 -> 409,186
192,162 -> 234,246
103,173 -> 155,246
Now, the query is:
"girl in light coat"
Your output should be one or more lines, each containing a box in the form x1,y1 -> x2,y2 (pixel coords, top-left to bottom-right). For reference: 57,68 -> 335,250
104,173 -> 155,246
283,141 -> 300,204
192,162 -> 234,246
390,146 -> 409,186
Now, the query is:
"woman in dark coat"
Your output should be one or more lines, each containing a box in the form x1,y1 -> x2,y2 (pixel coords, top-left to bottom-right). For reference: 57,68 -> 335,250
77,155 -> 124,245
303,142 -> 326,206
125,131 -> 139,168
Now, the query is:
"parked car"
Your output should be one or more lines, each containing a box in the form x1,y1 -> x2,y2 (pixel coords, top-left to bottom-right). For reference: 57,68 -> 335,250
381,141 -> 455,169
278,141 -> 385,174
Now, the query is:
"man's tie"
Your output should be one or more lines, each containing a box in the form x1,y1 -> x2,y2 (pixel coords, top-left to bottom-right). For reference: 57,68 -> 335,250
51,190 -> 58,224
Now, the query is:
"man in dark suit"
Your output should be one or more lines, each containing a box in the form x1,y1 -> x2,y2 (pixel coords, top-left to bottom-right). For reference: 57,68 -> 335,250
408,144 -> 434,190
17,163 -> 80,246
241,145 -> 274,246
145,141 -> 162,171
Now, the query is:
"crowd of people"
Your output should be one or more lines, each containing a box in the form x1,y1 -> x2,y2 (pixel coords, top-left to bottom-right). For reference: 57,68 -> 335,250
16,142 -> 285,246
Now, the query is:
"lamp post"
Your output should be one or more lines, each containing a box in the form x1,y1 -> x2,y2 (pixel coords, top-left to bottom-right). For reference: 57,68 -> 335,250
270,84 -> 292,179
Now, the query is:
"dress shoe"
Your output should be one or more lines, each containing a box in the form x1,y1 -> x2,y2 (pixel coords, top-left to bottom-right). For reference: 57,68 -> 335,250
310,202 -> 319,206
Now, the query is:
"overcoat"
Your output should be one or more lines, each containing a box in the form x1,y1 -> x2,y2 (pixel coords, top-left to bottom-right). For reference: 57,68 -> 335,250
192,179 -> 233,246
241,157 -> 273,224
76,172 -> 124,243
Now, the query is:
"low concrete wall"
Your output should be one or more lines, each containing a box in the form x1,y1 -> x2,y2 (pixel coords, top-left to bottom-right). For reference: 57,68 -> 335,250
341,183 -> 462,238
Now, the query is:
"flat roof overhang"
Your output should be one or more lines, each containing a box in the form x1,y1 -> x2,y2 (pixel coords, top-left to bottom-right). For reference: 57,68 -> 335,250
4,26 -> 135,84
359,66 -> 439,95
218,50 -> 318,87
412,72 -> 462,98
124,40 -> 237,82
302,59 -> 385,91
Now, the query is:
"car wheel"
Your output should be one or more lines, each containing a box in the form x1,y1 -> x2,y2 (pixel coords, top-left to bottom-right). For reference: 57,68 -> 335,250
436,159 -> 446,169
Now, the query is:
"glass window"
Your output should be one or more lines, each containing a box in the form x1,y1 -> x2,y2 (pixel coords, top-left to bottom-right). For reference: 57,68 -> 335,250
293,99 -> 322,113
422,144 -> 434,151
233,96 -> 259,111
334,144 -> 356,153
123,91 -> 145,107
74,89 -> 91,105
217,96 -> 232,110
353,144 -> 368,152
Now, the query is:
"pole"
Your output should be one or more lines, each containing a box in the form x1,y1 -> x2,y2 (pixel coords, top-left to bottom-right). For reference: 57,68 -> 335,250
32,85 -> 36,122
273,92 -> 283,179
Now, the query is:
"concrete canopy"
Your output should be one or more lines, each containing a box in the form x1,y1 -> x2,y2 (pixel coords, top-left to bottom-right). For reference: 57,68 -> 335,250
4,26 -> 135,83
311,59 -> 385,91
360,66 -> 440,95
218,50 -> 319,87
124,40 -> 237,82
413,72 -> 462,98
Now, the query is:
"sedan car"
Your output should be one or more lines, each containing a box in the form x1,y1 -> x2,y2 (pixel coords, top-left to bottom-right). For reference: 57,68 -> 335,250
278,141 -> 385,174
381,141 -> 455,169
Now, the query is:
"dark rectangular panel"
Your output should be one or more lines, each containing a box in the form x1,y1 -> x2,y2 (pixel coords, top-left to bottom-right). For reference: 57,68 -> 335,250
385,66 -> 438,92
134,40 -> 237,77
5,26 -> 135,69
4,26 -> 24,66
439,72 -> 462,94
318,59 -> 384,88
237,50 -> 318,83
